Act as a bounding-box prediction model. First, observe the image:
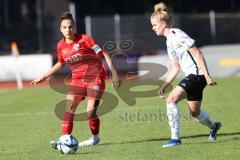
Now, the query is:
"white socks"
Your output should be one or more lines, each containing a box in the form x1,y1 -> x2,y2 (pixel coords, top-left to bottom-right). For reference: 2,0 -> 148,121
167,103 -> 180,139
92,135 -> 99,140
166,104 -> 216,139
195,110 -> 216,130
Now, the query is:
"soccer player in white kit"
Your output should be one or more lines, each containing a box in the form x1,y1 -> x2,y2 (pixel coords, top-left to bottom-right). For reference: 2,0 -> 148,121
150,2 -> 221,148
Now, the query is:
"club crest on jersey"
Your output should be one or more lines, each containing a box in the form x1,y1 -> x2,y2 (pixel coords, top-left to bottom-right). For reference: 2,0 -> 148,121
73,44 -> 80,51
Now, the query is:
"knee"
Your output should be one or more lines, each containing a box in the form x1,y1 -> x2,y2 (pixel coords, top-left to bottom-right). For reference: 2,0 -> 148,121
190,110 -> 200,117
86,100 -> 100,118
66,99 -> 78,113
66,105 -> 76,113
86,110 -> 97,119
166,96 -> 177,104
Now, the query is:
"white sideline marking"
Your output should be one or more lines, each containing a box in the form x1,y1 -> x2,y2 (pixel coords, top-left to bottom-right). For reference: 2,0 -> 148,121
0,112 -> 53,118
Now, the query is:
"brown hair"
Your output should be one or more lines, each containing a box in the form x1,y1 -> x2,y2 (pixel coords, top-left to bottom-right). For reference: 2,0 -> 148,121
151,2 -> 172,27
60,12 -> 75,23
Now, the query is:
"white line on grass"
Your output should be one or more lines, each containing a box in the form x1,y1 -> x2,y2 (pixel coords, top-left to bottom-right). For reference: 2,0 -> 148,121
0,112 -> 53,118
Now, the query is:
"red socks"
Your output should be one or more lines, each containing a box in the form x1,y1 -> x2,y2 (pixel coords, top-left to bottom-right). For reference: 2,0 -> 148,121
88,116 -> 100,135
61,112 -> 74,135
61,112 -> 100,135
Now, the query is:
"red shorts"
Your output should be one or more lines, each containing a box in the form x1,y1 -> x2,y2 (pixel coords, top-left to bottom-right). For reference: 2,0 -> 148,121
69,77 -> 105,100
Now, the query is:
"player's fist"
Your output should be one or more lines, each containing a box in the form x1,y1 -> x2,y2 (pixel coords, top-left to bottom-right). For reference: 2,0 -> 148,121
112,75 -> 122,88
30,76 -> 46,85
206,76 -> 217,86
158,88 -> 165,99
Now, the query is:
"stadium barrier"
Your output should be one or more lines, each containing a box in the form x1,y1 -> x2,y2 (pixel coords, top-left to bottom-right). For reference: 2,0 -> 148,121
138,44 -> 240,78
0,54 -> 52,81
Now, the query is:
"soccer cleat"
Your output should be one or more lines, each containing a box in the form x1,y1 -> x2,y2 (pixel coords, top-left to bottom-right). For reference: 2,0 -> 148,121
50,140 -> 59,149
162,139 -> 182,148
78,136 -> 100,147
209,122 -> 222,141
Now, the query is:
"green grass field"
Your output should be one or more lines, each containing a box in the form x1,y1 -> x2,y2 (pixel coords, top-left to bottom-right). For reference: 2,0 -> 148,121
0,77 -> 240,160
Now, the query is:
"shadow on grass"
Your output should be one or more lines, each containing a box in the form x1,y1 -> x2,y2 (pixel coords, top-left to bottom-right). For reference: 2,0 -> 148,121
75,151 -> 100,155
183,131 -> 240,145
98,131 -> 240,146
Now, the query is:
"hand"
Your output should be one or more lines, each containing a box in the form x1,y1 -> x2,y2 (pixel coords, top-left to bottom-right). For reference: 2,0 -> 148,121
158,88 -> 165,99
30,76 -> 46,85
158,82 -> 170,99
112,74 -> 122,88
206,76 -> 217,86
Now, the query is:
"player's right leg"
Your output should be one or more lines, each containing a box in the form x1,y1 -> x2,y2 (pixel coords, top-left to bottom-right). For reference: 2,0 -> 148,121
50,93 -> 84,149
185,74 -> 221,142
162,86 -> 186,148
62,94 -> 84,135
78,99 -> 101,147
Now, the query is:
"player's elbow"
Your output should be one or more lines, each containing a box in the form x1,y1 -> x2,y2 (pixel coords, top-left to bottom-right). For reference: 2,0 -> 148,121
171,65 -> 180,75
174,64 -> 180,73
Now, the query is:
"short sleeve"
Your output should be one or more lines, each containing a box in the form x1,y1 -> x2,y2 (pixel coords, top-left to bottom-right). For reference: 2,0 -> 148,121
85,35 -> 103,55
176,30 -> 195,50
166,41 -> 178,60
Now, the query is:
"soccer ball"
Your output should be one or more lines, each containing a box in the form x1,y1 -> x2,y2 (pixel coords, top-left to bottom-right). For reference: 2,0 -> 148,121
57,134 -> 78,155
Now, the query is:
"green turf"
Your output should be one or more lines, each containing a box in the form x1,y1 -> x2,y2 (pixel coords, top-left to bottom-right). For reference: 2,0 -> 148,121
0,77 -> 239,160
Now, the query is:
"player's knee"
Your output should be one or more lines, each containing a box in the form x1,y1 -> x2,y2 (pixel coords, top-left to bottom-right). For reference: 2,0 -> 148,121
86,110 -> 97,119
166,96 -> 177,104
190,110 -> 200,117
94,100 -> 100,108
66,104 -> 76,113
86,100 -> 100,118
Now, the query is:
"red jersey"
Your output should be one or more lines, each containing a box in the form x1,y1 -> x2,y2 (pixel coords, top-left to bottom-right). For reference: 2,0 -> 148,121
57,34 -> 107,80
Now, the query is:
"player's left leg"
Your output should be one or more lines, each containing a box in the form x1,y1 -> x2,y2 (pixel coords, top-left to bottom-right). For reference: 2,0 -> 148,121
188,100 -> 221,141
78,99 -> 101,147
79,80 -> 105,147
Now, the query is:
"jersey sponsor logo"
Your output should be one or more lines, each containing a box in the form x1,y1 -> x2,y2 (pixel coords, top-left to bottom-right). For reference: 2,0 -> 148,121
65,53 -> 82,64
92,44 -> 101,54
73,44 -> 80,51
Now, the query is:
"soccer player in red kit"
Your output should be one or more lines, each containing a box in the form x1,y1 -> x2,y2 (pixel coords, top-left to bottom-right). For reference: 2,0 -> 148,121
31,12 -> 122,148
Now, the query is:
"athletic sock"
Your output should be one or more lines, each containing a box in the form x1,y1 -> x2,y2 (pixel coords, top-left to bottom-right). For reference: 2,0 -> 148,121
61,112 -> 74,135
195,109 -> 216,130
88,116 -> 100,135
167,103 -> 180,139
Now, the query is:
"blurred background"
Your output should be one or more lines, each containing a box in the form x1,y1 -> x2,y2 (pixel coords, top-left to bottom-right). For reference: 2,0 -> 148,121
0,0 -> 240,89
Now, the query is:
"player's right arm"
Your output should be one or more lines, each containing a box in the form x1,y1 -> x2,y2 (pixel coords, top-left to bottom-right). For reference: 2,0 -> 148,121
158,59 -> 180,99
31,62 -> 64,85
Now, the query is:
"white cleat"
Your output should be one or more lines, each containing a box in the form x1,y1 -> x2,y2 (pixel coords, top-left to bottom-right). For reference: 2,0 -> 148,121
78,135 -> 100,147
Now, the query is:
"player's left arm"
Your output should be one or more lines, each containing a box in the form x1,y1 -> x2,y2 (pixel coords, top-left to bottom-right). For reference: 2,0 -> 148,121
86,35 -> 122,87
102,51 -> 122,88
188,46 -> 217,86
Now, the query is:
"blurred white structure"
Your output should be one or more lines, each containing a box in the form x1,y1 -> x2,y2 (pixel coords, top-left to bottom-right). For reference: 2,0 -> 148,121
0,54 -> 52,81
138,44 -> 240,79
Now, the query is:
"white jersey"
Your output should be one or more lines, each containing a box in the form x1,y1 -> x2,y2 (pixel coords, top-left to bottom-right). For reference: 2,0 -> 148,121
166,28 -> 203,76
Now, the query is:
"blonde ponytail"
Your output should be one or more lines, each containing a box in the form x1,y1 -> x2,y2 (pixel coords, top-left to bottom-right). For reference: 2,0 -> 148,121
154,2 -> 168,13
151,2 -> 172,27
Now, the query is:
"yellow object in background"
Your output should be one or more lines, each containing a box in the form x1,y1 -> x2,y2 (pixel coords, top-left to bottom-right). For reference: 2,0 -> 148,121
11,41 -> 20,57
219,58 -> 240,66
